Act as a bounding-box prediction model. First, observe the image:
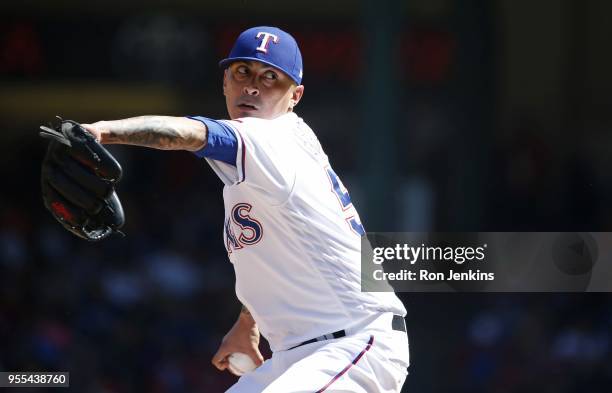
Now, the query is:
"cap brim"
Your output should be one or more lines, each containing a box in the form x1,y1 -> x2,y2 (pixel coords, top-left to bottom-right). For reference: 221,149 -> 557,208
218,57 -> 301,85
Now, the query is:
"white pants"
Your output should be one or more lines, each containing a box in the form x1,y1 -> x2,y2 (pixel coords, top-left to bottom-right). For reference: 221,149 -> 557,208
226,313 -> 409,393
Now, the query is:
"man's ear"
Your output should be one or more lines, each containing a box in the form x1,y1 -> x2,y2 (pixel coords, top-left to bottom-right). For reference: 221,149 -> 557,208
290,85 -> 304,109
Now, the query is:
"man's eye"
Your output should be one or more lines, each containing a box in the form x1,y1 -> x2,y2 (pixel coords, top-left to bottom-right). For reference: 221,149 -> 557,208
236,66 -> 248,75
264,71 -> 277,80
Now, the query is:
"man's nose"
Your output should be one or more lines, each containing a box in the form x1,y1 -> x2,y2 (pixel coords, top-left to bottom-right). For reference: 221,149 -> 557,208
244,85 -> 259,96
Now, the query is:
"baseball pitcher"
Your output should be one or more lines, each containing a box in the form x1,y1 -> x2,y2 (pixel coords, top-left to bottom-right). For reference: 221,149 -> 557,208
43,26 -> 409,392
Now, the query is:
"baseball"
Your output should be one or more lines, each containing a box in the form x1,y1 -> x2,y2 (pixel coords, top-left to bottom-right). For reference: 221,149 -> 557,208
228,352 -> 257,376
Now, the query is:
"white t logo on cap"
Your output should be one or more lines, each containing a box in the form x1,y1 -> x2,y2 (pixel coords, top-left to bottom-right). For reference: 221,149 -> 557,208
255,32 -> 279,53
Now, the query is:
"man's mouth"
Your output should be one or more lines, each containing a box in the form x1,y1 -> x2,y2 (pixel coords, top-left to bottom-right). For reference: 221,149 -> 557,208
238,103 -> 258,110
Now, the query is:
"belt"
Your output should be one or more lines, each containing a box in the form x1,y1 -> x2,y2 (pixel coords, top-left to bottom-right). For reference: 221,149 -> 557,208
288,315 -> 406,350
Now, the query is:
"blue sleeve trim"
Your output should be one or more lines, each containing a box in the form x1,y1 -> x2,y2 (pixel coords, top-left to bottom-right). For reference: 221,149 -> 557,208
187,116 -> 238,166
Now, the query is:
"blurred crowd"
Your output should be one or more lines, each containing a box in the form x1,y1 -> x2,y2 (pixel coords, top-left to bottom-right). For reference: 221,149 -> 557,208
0,142 -> 243,392
407,294 -> 612,393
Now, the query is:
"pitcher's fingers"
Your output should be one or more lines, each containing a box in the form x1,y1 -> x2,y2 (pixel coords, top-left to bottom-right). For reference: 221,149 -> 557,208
212,350 -> 230,371
248,348 -> 264,366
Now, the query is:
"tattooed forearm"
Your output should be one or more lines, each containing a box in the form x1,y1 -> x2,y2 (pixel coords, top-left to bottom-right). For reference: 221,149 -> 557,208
99,116 -> 207,151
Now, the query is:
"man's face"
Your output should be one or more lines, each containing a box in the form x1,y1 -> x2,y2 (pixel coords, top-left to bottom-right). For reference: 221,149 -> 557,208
223,60 -> 304,120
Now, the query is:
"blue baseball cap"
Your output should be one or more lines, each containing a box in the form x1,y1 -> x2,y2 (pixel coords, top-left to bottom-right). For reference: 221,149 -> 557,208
219,26 -> 303,85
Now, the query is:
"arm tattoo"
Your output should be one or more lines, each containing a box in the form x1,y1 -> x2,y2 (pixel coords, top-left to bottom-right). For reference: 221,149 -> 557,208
104,116 -> 205,151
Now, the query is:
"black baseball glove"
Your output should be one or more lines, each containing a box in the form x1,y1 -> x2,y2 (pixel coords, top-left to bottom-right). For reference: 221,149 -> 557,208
40,117 -> 125,241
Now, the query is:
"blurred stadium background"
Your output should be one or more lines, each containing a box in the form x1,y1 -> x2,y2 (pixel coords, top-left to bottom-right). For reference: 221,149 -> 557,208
1,0 -> 611,392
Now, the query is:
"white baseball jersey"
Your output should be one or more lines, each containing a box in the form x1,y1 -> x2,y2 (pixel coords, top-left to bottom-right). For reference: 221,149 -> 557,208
191,112 -> 406,352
